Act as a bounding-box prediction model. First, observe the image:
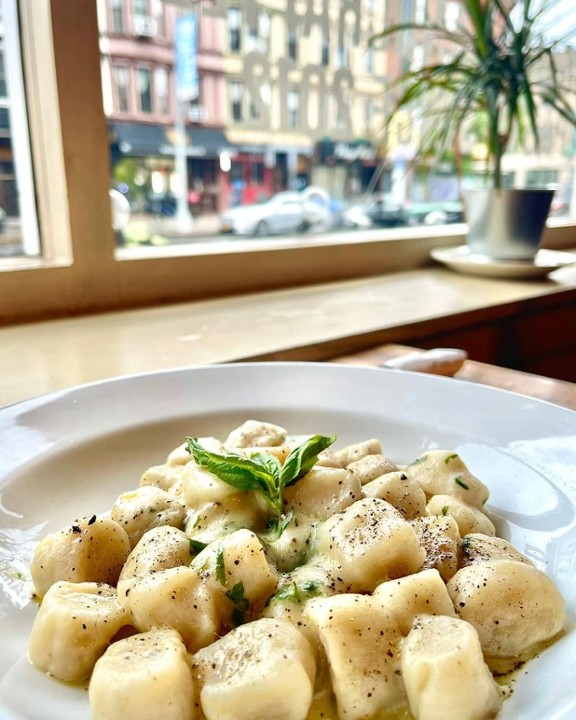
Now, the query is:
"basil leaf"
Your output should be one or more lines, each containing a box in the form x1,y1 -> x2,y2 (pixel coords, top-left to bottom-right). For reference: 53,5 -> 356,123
279,434 -> 337,490
248,451 -> 283,479
186,437 -> 276,495
225,581 -> 249,611
189,539 -> 207,554
187,432 -> 337,531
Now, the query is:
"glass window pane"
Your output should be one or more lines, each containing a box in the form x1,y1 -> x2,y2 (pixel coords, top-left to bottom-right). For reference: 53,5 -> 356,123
0,0 -> 40,259
111,0 -> 124,33
113,66 -> 130,112
155,66 -> 169,115
137,67 -> 152,113
97,0 -> 576,254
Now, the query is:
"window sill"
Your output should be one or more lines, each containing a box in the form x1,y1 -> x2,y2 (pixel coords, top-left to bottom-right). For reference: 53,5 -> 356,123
1,261 -> 576,408
1,221 -> 575,325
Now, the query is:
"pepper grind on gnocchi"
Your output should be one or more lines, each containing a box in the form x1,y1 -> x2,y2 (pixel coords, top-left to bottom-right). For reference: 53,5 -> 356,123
28,419 -> 567,720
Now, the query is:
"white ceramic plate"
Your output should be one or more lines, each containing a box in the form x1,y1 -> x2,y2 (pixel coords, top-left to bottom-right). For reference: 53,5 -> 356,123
1,362 -> 575,720
431,245 -> 576,278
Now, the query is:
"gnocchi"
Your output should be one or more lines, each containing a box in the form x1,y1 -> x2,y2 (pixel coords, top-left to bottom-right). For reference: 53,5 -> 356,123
27,419 -> 566,720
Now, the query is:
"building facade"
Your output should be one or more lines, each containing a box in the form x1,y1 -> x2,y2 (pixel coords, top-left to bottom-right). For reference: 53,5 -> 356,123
98,0 -> 576,216
99,0 -> 392,213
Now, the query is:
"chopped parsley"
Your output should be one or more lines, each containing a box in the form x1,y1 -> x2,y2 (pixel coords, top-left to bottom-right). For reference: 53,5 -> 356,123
454,476 -> 470,490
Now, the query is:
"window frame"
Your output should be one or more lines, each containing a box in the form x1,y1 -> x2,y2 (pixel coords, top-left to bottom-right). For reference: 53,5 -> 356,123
0,0 -> 575,327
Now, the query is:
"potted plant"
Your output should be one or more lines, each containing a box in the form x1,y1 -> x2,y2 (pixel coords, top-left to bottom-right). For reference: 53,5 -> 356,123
373,0 -> 576,260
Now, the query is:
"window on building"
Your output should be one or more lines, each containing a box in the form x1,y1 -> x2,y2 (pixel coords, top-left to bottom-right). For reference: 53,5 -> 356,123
113,65 -> 130,112
0,0 -> 40,259
137,67 -> 152,113
402,0 -> 414,22
287,30 -> 297,62
258,10 -> 270,53
132,0 -> 148,22
365,45 -> 374,74
110,0 -> 124,33
364,97 -> 374,132
230,80 -> 243,122
228,7 -> 241,53
287,89 -> 299,129
321,37 -> 330,66
415,0 -> 426,24
155,66 -> 169,115
445,2 -> 460,32
151,0 -> 164,36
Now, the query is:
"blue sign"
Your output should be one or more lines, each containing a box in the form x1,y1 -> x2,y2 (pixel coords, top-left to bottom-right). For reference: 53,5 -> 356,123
175,14 -> 198,101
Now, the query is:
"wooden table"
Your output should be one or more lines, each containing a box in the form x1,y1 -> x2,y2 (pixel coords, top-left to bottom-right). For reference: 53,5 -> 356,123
332,343 -> 576,412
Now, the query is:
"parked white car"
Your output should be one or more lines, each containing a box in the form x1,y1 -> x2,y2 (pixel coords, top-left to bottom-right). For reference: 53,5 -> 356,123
220,188 -> 335,237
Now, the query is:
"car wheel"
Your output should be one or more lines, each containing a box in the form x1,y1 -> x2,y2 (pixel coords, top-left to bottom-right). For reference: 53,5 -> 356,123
254,220 -> 270,237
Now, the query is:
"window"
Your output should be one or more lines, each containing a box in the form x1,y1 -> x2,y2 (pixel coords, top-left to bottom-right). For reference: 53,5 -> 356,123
110,0 -> 124,33
415,0 -> 426,23
287,30 -> 297,62
228,7 -> 241,52
364,97 -> 374,132
1,0 -> 575,326
321,38 -> 330,66
287,89 -> 299,130
113,66 -> 130,112
155,66 -> 169,115
132,0 -> 148,23
445,2 -> 459,32
230,80 -> 243,122
364,45 -> 374,74
137,67 -> 152,113
0,0 -> 40,258
249,161 -> 264,184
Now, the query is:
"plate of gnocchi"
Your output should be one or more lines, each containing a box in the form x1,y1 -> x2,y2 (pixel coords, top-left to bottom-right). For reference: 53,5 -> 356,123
0,361 -> 575,720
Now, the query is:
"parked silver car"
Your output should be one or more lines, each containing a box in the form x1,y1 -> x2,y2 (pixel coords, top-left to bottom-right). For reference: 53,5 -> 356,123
220,188 -> 334,237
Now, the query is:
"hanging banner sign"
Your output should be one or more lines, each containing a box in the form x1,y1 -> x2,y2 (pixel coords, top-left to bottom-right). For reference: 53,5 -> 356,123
175,14 -> 198,101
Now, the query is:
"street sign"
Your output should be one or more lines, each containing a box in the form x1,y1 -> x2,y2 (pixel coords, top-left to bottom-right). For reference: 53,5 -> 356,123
175,14 -> 198,102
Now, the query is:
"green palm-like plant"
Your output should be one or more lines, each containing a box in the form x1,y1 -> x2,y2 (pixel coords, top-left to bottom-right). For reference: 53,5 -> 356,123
373,0 -> 576,188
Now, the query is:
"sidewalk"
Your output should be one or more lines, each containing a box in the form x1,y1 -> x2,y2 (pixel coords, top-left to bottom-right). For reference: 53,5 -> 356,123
130,212 -> 220,239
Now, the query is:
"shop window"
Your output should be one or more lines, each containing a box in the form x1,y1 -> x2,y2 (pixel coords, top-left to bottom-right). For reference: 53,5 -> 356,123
249,161 -> 264,184
137,67 -> 152,113
230,161 -> 243,183
110,0 -> 124,33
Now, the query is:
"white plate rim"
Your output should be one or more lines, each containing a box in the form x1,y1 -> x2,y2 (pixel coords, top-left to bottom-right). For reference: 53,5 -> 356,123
1,361 -> 576,720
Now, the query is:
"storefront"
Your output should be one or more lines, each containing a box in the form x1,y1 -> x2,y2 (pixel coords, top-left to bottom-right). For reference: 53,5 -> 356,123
109,121 -> 235,214
219,144 -> 314,207
312,138 -> 383,200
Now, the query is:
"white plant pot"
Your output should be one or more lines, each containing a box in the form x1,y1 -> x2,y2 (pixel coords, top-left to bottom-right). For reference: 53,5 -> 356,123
464,188 -> 554,260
